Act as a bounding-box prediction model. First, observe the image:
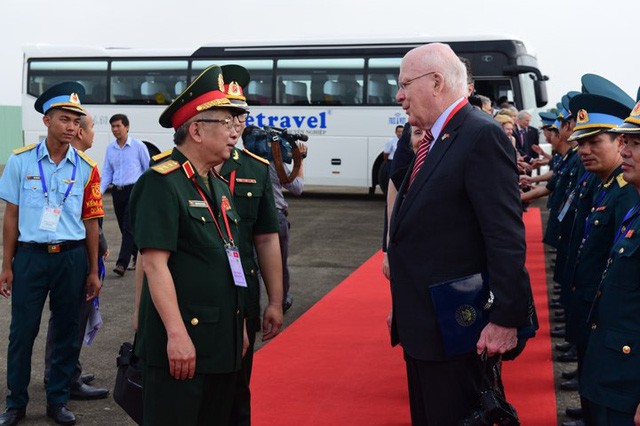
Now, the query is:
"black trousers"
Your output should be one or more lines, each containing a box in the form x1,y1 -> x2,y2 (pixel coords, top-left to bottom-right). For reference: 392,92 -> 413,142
230,316 -> 260,425
112,186 -> 137,268
404,351 -> 484,426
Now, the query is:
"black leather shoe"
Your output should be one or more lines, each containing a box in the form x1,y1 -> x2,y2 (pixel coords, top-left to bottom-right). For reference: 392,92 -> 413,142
556,342 -> 574,352
0,408 -> 26,426
558,346 -> 578,363
565,406 -> 583,418
562,420 -> 585,426
560,377 -> 579,391
80,373 -> 95,384
46,404 -> 75,425
70,383 -> 109,400
562,368 -> 578,380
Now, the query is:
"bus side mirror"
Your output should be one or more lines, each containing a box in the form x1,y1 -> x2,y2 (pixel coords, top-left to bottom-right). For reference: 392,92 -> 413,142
534,79 -> 548,108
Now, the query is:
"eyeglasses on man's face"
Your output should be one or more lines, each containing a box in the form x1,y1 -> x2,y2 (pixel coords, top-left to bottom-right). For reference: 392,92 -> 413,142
398,71 -> 436,91
235,113 -> 249,123
195,118 -> 235,131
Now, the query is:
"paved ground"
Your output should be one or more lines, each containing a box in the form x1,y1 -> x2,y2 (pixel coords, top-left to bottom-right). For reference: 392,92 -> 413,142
0,180 -> 577,425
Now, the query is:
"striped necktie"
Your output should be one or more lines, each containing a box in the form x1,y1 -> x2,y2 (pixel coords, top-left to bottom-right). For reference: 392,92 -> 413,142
408,129 -> 434,188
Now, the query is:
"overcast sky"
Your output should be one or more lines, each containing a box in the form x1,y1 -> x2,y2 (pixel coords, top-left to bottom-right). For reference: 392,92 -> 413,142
1,0 -> 637,110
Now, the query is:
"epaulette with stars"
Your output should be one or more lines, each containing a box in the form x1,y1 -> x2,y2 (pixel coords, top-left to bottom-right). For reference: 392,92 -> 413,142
151,159 -> 180,175
242,149 -> 269,165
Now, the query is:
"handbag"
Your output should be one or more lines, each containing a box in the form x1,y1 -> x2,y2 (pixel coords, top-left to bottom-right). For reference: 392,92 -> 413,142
113,339 -> 143,425
429,273 -> 492,357
459,353 -> 520,426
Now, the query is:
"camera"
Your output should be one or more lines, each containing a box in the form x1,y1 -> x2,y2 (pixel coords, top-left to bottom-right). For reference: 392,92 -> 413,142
459,389 -> 520,426
242,125 -> 308,163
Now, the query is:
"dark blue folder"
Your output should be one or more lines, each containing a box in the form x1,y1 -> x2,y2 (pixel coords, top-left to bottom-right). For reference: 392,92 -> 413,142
428,273 -> 491,357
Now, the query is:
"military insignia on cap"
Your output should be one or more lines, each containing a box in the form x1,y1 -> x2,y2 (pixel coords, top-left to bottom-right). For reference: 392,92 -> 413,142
218,74 -> 225,92
577,109 -> 589,124
69,93 -> 80,105
632,101 -> 640,117
228,82 -> 242,97
455,305 -> 477,327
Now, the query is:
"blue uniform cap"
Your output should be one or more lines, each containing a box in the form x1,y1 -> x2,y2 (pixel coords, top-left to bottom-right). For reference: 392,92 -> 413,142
581,73 -> 635,110
610,101 -> 640,134
568,93 -> 631,141
539,111 -> 558,129
557,91 -> 580,121
34,81 -> 86,115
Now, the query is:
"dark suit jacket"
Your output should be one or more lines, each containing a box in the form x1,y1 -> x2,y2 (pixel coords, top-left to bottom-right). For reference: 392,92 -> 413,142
514,125 -> 540,161
388,103 -> 531,361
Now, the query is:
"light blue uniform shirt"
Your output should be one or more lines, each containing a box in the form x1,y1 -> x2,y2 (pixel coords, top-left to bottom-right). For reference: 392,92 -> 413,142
100,136 -> 150,193
0,142 -> 95,243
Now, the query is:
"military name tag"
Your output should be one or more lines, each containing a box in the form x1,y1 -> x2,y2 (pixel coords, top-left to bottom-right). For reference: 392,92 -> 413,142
236,178 -> 257,184
188,200 -> 207,208
225,247 -> 247,288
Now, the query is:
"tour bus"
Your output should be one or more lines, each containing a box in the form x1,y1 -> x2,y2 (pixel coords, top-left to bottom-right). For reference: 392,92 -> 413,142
22,36 -> 548,192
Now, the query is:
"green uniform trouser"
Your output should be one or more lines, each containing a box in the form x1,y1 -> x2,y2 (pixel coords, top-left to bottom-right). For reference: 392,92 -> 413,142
231,316 -> 260,425
143,364 -> 238,426
7,245 -> 87,408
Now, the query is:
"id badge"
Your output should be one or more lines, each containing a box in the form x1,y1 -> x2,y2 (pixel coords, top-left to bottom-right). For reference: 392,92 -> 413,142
225,246 -> 247,287
557,190 -> 575,222
39,206 -> 62,232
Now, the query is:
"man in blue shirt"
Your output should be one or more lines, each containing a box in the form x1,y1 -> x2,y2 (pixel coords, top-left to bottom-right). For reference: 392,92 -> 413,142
100,114 -> 150,276
0,81 -> 104,426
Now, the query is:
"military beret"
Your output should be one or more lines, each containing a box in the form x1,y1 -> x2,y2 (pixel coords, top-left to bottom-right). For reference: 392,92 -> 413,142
34,81 -> 86,116
159,65 -> 245,130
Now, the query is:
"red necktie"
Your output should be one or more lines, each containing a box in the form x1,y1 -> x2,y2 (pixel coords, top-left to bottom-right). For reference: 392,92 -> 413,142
408,129 -> 434,188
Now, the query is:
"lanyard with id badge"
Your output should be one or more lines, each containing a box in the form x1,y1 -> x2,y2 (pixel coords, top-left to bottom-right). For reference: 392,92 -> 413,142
191,176 -> 247,288
37,144 -> 78,232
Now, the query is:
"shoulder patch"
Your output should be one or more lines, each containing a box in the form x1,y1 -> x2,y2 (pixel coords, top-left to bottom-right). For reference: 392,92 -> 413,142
617,173 -> 628,188
151,159 -> 180,175
151,149 -> 172,163
242,148 -> 270,165
76,149 -> 97,167
12,143 -> 37,155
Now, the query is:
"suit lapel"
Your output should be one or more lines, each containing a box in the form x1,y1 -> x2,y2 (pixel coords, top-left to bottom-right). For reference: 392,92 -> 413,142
391,104 -> 472,236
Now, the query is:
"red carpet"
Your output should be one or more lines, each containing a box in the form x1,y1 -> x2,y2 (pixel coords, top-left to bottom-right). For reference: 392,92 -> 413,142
251,207 -> 555,425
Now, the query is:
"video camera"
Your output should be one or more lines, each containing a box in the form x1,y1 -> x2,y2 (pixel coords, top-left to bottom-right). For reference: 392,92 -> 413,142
242,125 -> 308,184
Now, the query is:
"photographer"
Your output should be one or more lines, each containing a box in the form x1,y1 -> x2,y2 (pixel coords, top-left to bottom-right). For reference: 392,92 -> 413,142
267,141 -> 307,313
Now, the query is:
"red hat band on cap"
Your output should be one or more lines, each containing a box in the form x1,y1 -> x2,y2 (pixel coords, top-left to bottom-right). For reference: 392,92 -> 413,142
171,90 -> 231,130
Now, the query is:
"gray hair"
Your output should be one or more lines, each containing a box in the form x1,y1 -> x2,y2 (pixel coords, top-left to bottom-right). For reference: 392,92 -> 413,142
517,110 -> 532,120
420,43 -> 468,98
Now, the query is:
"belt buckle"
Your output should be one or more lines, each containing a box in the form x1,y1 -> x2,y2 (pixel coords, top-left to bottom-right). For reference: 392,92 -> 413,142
48,244 -> 61,254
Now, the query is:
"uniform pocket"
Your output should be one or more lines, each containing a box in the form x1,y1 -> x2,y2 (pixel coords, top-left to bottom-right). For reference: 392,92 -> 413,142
180,304 -> 221,357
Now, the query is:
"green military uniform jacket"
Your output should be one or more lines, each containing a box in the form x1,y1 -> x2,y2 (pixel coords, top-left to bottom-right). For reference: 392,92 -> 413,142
130,148 -> 244,374
565,169 -> 639,346
220,148 -> 279,320
581,198 -> 640,413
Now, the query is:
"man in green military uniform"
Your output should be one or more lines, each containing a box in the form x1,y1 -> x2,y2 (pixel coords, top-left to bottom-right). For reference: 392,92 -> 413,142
217,65 -> 283,425
129,65 -> 249,425
580,101 -> 640,425
560,94 -> 637,426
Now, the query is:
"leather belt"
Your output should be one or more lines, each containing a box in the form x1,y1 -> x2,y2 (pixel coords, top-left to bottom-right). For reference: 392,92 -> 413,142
113,184 -> 134,191
18,240 -> 85,254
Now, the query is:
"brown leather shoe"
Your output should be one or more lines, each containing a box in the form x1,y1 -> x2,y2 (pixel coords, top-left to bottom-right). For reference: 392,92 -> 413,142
113,265 -> 125,277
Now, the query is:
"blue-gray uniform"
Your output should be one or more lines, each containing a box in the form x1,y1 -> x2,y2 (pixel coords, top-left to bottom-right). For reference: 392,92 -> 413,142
544,146 -> 580,249
565,170 -> 639,352
0,141 -> 104,409
580,200 -> 640,422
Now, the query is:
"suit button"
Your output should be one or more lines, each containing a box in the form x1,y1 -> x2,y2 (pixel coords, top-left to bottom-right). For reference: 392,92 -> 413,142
591,323 -> 597,330
191,318 -> 199,326
623,345 -> 631,354
594,220 -> 600,226
236,309 -> 240,315
247,192 -> 253,197
619,248 -> 625,254
250,269 -> 256,276
558,236 -> 562,241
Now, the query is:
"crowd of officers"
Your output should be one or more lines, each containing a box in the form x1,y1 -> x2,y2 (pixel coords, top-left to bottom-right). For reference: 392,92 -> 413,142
0,64 -> 303,426
521,75 -> 640,426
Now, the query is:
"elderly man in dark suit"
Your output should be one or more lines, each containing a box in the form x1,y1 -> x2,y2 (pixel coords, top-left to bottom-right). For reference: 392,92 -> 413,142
514,110 -> 540,163
388,43 -> 532,425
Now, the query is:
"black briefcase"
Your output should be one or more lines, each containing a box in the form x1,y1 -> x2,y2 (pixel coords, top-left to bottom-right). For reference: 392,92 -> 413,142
113,340 -> 143,425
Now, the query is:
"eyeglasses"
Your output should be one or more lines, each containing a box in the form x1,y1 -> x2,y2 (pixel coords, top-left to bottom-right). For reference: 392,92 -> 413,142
398,71 -> 436,91
195,118 -> 234,131
236,113 -> 249,123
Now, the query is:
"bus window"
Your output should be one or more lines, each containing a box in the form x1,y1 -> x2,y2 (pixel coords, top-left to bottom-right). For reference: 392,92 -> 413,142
473,78 -> 514,108
367,58 -> 401,105
28,60 -> 108,104
110,60 -> 188,105
518,73 -> 537,110
275,58 -> 364,106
